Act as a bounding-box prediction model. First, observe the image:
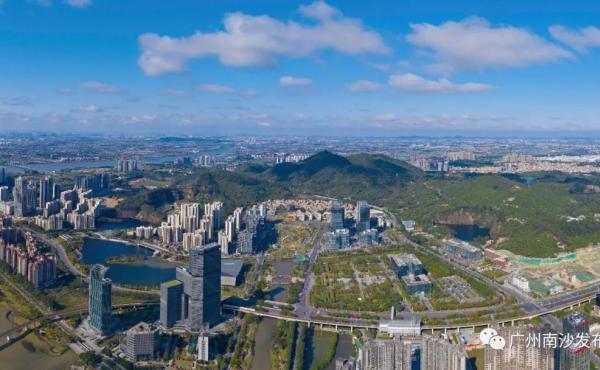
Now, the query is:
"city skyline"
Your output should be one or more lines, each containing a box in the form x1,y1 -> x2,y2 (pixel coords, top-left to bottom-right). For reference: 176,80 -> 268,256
1,0 -> 599,136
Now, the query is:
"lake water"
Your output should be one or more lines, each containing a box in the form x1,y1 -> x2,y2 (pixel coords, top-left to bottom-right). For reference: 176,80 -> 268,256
82,237 -> 177,286
96,218 -> 143,231
447,224 -> 490,242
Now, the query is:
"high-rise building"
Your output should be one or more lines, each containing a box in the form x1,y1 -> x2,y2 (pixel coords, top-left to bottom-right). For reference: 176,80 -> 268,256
160,243 -> 221,331
0,167 -> 5,184
355,201 -> 371,233
88,264 -> 112,335
330,200 -> 345,231
13,177 -> 35,217
124,322 -> 156,362
39,176 -> 54,208
0,186 -> 9,202
159,280 -> 183,328
561,312 -> 590,370
360,336 -> 467,370
116,159 -> 138,173
484,326 -> 557,370
236,230 -> 254,255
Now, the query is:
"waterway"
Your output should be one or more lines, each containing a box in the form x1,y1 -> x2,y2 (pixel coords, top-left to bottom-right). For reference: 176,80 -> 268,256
447,224 -> 490,242
81,237 -> 177,286
251,317 -> 353,370
0,145 -> 234,174
268,260 -> 294,303
0,305 -> 78,370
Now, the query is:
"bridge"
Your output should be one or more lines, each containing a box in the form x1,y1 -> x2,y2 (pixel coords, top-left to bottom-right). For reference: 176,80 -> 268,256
224,291 -> 597,334
0,302 -> 159,341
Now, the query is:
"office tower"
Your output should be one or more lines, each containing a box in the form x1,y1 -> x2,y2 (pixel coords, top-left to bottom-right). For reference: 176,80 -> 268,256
0,186 -> 9,202
124,322 -> 156,362
13,177 -> 34,217
39,176 -> 54,208
161,243 -> 221,331
355,201 -> 371,233
88,264 -> 112,335
561,312 -> 590,370
330,200 -> 345,231
159,280 -> 183,328
0,167 -> 5,184
484,326 -> 557,370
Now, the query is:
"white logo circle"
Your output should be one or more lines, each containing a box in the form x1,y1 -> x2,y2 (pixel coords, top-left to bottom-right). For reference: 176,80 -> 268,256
489,335 -> 506,350
479,328 -> 498,345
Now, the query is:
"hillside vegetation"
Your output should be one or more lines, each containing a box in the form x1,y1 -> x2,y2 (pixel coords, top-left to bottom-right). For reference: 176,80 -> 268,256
117,151 -> 600,257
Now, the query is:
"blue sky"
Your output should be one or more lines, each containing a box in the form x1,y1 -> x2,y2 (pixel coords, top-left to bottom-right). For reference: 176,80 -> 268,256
1,0 -> 599,136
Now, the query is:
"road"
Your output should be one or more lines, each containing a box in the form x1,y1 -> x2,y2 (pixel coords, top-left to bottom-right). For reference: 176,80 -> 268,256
294,222 -> 326,319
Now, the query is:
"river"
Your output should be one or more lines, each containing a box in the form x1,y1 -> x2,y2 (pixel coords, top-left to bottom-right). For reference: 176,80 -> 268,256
0,146 -> 234,174
252,317 -> 353,370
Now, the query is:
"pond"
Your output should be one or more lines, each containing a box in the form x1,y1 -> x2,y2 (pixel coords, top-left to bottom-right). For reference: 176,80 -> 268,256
447,224 -> 490,242
82,237 -> 177,286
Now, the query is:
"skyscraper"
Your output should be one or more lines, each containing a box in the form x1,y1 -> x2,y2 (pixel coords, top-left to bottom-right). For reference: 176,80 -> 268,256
160,280 -> 183,328
355,201 -> 371,233
561,312 -> 590,370
330,200 -> 345,231
160,243 -> 221,331
0,167 -> 5,184
39,176 -> 54,208
13,176 -> 34,217
88,264 -> 112,335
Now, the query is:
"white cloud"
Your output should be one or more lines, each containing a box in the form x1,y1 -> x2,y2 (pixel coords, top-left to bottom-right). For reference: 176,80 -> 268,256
66,0 -> 91,8
549,25 -> 600,53
80,104 -> 100,113
375,113 -> 399,122
388,73 -> 493,93
197,84 -> 236,94
298,1 -> 341,21
280,76 -> 313,87
243,89 -> 258,98
406,17 -> 573,73
138,1 -> 389,75
81,81 -> 125,94
346,79 -> 382,92
159,89 -> 187,97
0,96 -> 34,106
29,0 -> 52,7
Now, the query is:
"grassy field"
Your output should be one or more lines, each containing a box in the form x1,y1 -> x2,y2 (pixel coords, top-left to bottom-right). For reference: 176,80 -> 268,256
269,222 -> 318,259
